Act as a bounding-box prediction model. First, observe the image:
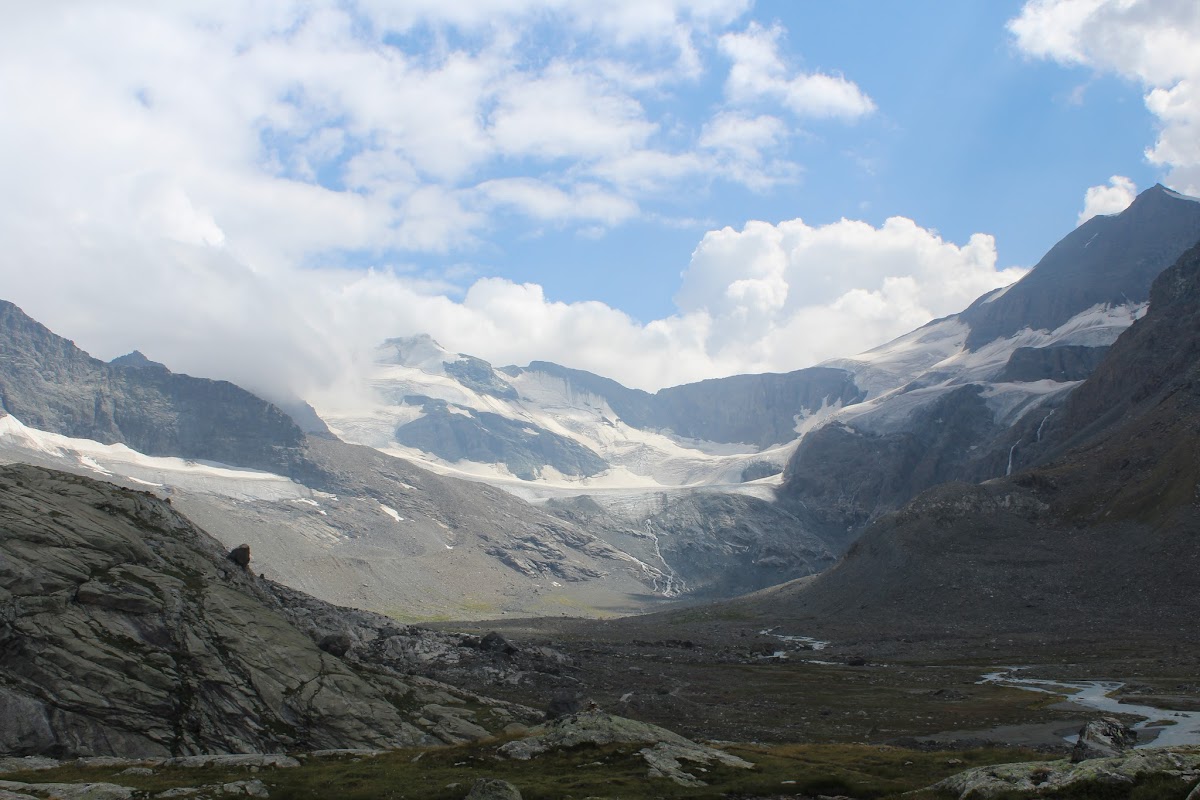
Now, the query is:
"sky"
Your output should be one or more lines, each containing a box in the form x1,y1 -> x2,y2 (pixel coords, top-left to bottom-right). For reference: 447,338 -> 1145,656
1,0 -> 1198,399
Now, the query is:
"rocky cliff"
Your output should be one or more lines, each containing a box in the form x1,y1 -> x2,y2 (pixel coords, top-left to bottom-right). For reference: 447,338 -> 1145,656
0,464 -> 540,757
740,237 -> 1200,644
0,301 -> 308,476
776,185 -> 1200,549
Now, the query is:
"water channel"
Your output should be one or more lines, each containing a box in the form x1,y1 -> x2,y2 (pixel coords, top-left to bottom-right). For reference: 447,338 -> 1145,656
981,669 -> 1200,748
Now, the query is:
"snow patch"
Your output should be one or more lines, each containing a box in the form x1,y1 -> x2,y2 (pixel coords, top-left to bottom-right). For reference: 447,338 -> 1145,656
379,504 -> 404,522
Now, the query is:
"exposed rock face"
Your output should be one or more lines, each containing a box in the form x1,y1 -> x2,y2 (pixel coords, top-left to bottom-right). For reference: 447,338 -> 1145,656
997,344 -> 1110,383
495,710 -> 752,787
519,360 -> 864,448
782,386 -> 1002,550
465,778 -> 523,800
733,238 -> 1200,644
0,301 -> 308,476
543,491 -> 835,598
1072,718 -> 1138,762
931,749 -> 1200,799
0,464 -> 536,758
226,544 -> 251,569
393,398 -> 607,479
960,183 -> 1200,350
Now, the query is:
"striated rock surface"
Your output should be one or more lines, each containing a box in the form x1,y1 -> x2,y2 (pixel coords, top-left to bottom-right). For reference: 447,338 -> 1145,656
0,464 -> 537,758
0,301 -> 309,477
496,710 -> 752,786
931,748 -> 1200,799
464,778 -> 522,800
1072,717 -> 1138,762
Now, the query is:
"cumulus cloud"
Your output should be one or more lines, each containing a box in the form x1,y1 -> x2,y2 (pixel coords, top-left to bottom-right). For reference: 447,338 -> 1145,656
0,2 -> 1016,403
1077,175 -> 1137,225
1010,0 -> 1200,193
718,23 -> 876,119
675,217 -> 1026,372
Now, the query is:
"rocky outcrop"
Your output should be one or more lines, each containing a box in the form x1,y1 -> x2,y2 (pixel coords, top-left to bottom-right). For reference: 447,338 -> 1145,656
997,344 -> 1110,383
496,710 -> 752,787
393,398 -> 607,479
931,748 -> 1200,799
732,237 -> 1200,645
518,361 -> 864,448
0,300 -> 309,476
543,491 -> 835,597
781,386 -> 1002,550
960,183 -> 1200,350
465,778 -> 522,800
0,464 -> 537,758
1072,717 -> 1138,762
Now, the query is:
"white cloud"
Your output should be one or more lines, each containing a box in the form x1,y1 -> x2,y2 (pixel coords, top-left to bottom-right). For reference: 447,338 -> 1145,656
1010,0 -> 1200,193
1077,175 -> 1137,225
490,63 -> 658,161
718,23 -> 876,120
0,1 -> 1023,404
675,217 -> 1025,370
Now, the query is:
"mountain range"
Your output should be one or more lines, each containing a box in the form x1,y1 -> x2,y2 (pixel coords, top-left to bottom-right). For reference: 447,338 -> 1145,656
4,183 -> 1200,782
2,185 -> 1199,622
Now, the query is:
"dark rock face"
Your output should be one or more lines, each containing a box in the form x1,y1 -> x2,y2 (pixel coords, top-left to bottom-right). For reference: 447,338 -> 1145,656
444,355 -> 519,400
0,464 -> 535,758
479,631 -> 518,655
394,399 -> 607,479
543,491 -> 835,598
997,345 -> 1110,383
961,184 -> 1200,349
227,544 -> 251,568
318,633 -> 353,658
781,386 -> 1001,550
516,361 -> 864,448
0,300 -> 308,475
650,368 -> 865,448
465,778 -> 523,800
739,238 -> 1200,643
1071,718 -> 1137,762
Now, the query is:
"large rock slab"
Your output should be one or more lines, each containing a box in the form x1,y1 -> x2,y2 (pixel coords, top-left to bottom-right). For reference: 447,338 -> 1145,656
1072,717 -> 1138,762
0,465 -> 532,758
931,748 -> 1200,799
497,710 -> 752,787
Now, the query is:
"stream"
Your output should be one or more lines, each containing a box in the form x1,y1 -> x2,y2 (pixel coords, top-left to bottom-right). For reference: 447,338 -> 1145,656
981,669 -> 1200,748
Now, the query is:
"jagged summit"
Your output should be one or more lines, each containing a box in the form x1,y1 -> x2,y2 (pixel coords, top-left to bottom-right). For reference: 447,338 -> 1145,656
0,299 -> 308,476
376,333 -> 453,370
959,183 -> 1200,349
110,349 -> 166,370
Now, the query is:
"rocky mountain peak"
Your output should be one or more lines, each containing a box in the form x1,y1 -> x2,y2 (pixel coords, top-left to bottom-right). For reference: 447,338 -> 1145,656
960,183 -> 1200,350
110,350 -> 166,370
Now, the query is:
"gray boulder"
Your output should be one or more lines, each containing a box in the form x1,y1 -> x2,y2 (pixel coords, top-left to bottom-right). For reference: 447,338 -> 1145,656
930,749 -> 1200,799
1071,717 -> 1138,762
497,710 -> 752,787
464,778 -> 522,800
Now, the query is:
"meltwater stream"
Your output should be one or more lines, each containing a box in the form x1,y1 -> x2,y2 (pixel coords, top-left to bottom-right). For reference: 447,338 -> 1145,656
982,670 -> 1200,748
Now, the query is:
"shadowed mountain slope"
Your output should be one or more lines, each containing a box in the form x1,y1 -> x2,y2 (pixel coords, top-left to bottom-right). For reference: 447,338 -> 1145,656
0,301 -> 308,476
960,184 -> 1200,349
775,186 -> 1200,551
735,236 -> 1200,644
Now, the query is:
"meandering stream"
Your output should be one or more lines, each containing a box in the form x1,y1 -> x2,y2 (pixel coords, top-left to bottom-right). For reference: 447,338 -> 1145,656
981,669 -> 1200,748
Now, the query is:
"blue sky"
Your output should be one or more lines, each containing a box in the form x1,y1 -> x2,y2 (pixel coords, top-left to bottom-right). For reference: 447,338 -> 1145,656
478,0 -> 1162,321
0,1 -> 1196,394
